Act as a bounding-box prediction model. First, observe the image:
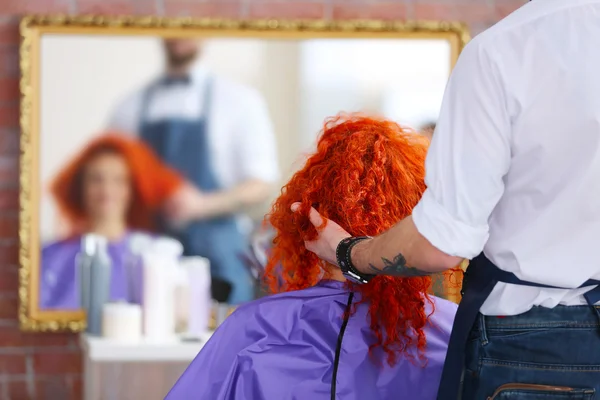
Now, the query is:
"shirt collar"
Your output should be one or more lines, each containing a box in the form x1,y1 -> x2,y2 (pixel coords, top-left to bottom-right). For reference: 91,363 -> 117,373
189,59 -> 209,86
162,59 -> 209,87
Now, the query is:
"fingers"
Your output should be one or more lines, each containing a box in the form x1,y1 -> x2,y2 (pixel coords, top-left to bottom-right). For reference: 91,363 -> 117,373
290,202 -> 325,229
307,207 -> 325,229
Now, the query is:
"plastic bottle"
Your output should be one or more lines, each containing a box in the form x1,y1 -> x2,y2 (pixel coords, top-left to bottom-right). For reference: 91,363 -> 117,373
142,236 -> 183,342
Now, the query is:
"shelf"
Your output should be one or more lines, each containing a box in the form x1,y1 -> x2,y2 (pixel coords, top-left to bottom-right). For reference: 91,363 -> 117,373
80,333 -> 213,362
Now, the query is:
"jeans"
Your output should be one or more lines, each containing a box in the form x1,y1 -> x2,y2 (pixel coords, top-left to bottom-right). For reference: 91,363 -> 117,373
462,305 -> 600,399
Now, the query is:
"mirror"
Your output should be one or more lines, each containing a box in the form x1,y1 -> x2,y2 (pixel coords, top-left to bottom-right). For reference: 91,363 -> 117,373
19,16 -> 469,331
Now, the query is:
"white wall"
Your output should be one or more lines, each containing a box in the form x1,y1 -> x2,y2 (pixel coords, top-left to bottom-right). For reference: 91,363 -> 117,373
39,35 -> 449,241
299,39 -> 450,150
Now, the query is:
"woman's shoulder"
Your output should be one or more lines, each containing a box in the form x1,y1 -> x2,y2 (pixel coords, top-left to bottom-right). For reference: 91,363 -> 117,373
227,281 -> 351,334
41,236 -> 80,256
236,280 -> 349,312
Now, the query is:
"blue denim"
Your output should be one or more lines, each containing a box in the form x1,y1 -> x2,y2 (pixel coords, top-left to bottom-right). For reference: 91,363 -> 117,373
462,305 -> 600,399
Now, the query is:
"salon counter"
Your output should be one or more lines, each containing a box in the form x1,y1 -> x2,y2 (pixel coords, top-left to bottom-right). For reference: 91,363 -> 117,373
81,333 -> 212,400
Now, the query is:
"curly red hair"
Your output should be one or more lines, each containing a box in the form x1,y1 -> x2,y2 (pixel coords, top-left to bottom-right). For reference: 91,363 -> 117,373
50,134 -> 183,235
264,115 -> 461,366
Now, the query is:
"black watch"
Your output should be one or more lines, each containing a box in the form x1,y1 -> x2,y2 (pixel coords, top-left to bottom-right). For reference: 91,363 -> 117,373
336,236 -> 375,284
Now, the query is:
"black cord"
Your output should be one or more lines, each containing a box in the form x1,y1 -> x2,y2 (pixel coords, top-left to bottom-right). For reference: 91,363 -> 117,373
331,292 -> 355,400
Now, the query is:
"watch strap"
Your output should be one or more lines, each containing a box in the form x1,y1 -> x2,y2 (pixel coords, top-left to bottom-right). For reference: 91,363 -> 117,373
336,236 -> 374,284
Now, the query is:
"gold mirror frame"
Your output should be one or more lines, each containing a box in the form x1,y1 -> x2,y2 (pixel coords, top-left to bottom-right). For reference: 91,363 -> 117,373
19,15 -> 470,332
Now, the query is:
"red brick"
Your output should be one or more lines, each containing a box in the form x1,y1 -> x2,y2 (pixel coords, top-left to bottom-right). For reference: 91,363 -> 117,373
0,128 -> 19,155
134,0 -> 162,14
0,294 -> 18,319
413,2 -> 492,23
0,241 -> 19,265
75,0 -> 134,15
0,324 -> 22,346
68,374 -> 83,400
0,188 -> 19,211
495,0 -> 526,19
4,379 -> 33,400
0,353 -> 27,374
0,18 -> 20,46
0,188 -> 19,210
248,2 -> 326,19
36,376 -> 73,400
0,103 -> 19,128
0,45 -> 19,79
332,3 -> 408,20
0,264 -> 18,292
77,0 -> 158,15
0,0 -> 71,14
0,156 -> 19,187
33,349 -> 82,375
0,77 -> 20,103
0,213 -> 18,241
28,332 -> 76,348
164,1 -> 242,18
0,325 -> 74,347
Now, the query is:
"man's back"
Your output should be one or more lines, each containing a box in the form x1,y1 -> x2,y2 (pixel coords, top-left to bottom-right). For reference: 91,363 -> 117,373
418,0 -> 600,315
485,0 -> 600,313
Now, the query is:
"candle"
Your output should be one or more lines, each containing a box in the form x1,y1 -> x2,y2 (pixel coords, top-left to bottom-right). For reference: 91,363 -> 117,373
102,303 -> 142,342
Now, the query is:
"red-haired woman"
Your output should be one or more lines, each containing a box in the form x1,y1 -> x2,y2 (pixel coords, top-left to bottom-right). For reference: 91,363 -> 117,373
167,116 -> 459,400
40,134 -> 183,309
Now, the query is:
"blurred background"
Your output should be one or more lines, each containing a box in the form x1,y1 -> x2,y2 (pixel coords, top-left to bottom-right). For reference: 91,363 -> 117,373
40,36 -> 449,241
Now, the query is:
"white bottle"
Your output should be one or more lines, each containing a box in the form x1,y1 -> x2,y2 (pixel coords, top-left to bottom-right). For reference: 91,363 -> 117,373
142,236 -> 183,342
179,257 -> 211,338
126,233 -> 153,304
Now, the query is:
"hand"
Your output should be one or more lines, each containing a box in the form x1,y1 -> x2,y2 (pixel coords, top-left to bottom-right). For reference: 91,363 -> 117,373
164,183 -> 207,226
291,202 -> 351,267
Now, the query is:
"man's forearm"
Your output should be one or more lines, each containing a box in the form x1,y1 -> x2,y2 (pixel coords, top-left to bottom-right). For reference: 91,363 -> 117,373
200,179 -> 272,219
351,215 -> 463,277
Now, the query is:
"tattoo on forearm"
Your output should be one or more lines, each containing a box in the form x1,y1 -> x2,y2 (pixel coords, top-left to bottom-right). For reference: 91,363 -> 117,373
368,253 -> 432,277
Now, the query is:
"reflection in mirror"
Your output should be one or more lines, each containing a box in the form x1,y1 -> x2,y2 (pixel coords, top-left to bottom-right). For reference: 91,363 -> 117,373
36,34 -> 453,328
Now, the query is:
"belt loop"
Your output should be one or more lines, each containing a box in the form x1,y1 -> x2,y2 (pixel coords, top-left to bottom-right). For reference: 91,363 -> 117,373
478,314 -> 489,346
583,287 -> 600,328
593,305 -> 600,326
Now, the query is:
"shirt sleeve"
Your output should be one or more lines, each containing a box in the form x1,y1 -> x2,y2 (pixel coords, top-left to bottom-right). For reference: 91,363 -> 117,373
412,39 -> 512,259
105,90 -> 143,136
233,88 -> 280,184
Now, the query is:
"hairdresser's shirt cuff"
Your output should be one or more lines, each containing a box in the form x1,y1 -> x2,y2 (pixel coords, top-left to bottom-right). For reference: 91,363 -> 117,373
412,189 -> 488,259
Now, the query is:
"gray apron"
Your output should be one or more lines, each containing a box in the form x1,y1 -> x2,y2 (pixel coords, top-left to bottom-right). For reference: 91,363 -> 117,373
139,77 -> 253,304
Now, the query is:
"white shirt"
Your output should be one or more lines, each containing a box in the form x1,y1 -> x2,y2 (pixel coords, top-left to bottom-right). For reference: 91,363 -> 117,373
108,62 -> 280,190
412,0 -> 600,315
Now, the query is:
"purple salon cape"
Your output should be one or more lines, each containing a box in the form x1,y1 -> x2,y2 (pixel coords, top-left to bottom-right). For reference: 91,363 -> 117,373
166,280 -> 457,400
40,233 -> 142,309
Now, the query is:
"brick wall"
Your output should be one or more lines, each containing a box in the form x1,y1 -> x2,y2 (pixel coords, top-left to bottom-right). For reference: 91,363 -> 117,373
0,0 -> 525,399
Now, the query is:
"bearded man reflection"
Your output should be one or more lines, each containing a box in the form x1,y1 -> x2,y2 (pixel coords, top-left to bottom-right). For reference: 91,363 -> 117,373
108,39 -> 280,304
